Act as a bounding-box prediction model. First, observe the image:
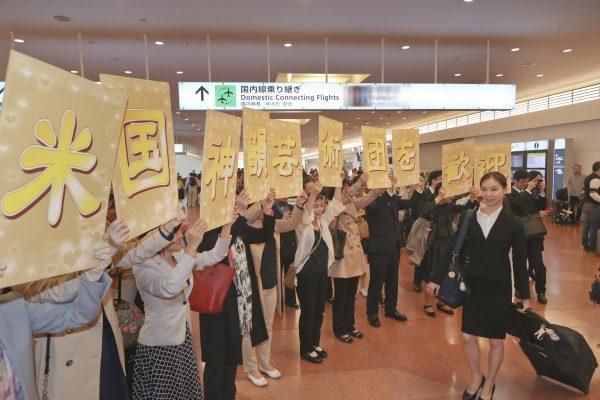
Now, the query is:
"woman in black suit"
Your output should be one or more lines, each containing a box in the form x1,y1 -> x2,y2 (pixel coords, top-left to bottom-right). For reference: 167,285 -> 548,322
427,172 -> 530,400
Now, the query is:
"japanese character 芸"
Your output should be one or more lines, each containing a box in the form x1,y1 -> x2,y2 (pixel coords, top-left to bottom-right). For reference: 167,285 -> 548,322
272,135 -> 299,176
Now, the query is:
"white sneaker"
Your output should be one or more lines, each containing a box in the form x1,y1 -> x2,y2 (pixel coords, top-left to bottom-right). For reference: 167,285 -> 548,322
259,366 -> 282,379
247,373 -> 268,387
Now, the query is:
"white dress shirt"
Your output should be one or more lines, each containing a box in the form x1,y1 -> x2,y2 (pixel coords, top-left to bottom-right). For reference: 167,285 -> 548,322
477,205 -> 503,239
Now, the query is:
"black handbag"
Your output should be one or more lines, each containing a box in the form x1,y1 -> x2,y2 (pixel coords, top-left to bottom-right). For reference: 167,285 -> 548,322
436,209 -> 474,309
519,213 -> 547,239
330,217 -> 347,261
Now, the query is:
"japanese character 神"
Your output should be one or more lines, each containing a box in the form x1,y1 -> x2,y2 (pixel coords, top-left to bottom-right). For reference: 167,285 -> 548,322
1,109 -> 101,226
395,141 -> 417,171
319,130 -> 341,169
204,134 -> 236,200
446,151 -> 472,183
366,138 -> 387,172
272,135 -> 299,177
246,128 -> 268,178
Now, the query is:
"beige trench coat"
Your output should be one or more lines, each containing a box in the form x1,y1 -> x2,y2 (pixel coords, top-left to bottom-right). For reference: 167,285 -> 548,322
31,229 -> 171,400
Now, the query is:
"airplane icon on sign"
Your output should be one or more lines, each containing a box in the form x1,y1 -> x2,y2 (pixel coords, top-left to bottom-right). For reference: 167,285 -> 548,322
218,95 -> 227,104
223,88 -> 233,97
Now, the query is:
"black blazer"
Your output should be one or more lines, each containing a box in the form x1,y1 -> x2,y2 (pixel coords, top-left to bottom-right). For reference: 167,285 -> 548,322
431,207 -> 530,300
506,189 -> 547,217
365,191 -> 416,254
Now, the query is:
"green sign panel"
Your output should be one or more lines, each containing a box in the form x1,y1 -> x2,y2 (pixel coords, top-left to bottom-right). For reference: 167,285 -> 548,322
215,85 -> 236,107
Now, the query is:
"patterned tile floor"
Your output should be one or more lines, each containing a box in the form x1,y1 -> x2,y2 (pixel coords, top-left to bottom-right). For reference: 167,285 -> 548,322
188,210 -> 599,400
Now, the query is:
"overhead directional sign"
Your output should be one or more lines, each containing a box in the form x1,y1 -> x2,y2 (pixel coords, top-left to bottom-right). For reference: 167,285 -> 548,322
178,82 -> 516,111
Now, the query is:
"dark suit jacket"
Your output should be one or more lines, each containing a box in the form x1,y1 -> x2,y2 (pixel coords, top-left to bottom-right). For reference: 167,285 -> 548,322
431,207 -> 530,300
506,189 -> 547,217
365,191 -> 417,254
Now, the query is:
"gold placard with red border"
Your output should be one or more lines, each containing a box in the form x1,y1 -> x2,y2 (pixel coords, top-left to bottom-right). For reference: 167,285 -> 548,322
442,140 -> 475,197
318,116 -> 343,187
391,129 -> 420,186
268,119 -> 303,198
242,108 -> 270,203
362,126 -> 390,189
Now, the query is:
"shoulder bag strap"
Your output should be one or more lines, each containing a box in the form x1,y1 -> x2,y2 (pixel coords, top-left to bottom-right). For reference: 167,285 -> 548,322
42,336 -> 51,400
452,209 -> 475,257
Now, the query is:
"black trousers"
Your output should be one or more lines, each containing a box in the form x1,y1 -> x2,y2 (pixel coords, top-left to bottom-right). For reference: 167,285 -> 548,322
332,276 -> 359,337
204,364 -> 237,400
527,237 -> 547,295
367,248 -> 401,316
100,311 -> 129,400
569,196 -> 582,223
296,269 -> 328,355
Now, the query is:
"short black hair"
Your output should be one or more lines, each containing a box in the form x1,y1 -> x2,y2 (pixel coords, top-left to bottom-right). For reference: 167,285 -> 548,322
528,170 -> 542,181
427,170 -> 442,186
593,162 -> 600,172
513,169 -> 529,181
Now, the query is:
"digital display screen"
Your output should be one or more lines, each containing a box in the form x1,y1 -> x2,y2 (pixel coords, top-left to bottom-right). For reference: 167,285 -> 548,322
527,152 -> 546,169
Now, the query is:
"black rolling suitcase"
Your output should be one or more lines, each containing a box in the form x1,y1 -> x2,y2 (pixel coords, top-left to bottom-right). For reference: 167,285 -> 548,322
508,307 -> 597,395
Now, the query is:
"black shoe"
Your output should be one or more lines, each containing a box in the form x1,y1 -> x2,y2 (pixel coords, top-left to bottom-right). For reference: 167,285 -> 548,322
477,384 -> 495,400
301,352 -> 323,364
424,305 -> 437,318
462,376 -> 485,400
413,283 -> 422,293
384,309 -> 408,322
335,334 -> 353,344
537,293 -> 548,304
314,347 -> 328,358
350,329 -> 364,339
583,246 -> 593,252
368,314 -> 381,328
436,302 -> 455,315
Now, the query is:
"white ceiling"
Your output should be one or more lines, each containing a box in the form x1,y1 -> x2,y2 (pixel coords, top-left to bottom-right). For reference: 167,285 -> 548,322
1,0 -> 600,151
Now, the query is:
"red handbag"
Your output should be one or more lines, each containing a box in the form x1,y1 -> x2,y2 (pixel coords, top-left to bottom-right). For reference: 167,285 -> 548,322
189,252 -> 235,314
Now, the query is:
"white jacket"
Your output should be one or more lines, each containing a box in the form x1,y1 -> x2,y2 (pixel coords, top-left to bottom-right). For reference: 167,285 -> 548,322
294,198 -> 345,275
31,228 -> 171,400
133,235 -> 231,346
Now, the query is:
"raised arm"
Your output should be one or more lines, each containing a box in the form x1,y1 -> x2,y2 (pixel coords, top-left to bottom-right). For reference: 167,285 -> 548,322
275,192 -> 308,233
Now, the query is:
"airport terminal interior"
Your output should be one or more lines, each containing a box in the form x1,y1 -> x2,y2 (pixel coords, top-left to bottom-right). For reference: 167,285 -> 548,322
0,1 -> 599,400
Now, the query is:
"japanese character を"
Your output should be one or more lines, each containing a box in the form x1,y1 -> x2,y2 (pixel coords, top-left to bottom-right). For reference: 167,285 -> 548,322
246,128 -> 268,178
205,134 -> 236,200
272,135 -> 299,177
366,138 -> 387,172
395,141 -> 417,171
319,130 -> 341,169
446,151 -> 472,183
1,109 -> 101,226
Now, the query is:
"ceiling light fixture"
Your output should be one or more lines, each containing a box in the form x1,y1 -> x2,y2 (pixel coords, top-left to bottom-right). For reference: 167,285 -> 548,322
283,43 -> 292,48
379,117 -> 383,120
53,15 -> 71,22
176,71 -> 183,75
562,48 -> 572,53
14,38 -> 24,43
511,47 -> 520,52
124,70 -> 132,74
184,118 -> 189,121
401,45 -> 410,50
496,73 -> 504,77
536,74 -> 544,78
464,0 -> 474,2
70,70 -> 78,74
402,117 -> 407,120
154,41 -> 165,46
454,73 -> 462,77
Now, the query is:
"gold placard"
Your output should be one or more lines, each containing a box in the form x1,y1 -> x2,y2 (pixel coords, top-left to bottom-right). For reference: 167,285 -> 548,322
200,110 -> 241,231
442,140 -> 475,197
361,126 -> 390,189
100,75 -> 178,239
0,51 -> 126,288
268,119 -> 303,198
242,108 -> 270,203
318,116 -> 343,187
475,143 -> 512,189
391,129 -> 420,186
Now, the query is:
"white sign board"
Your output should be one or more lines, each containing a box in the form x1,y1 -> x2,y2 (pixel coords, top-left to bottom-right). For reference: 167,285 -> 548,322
178,82 -> 516,111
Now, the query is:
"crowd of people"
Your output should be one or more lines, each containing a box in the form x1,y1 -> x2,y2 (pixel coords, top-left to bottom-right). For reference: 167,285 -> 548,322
2,161 -> 599,400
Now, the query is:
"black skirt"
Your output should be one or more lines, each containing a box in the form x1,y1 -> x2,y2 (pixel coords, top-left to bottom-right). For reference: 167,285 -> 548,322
462,276 -> 513,339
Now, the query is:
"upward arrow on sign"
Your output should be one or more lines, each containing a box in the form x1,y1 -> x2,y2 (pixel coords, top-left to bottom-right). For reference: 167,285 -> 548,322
195,85 -> 209,101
